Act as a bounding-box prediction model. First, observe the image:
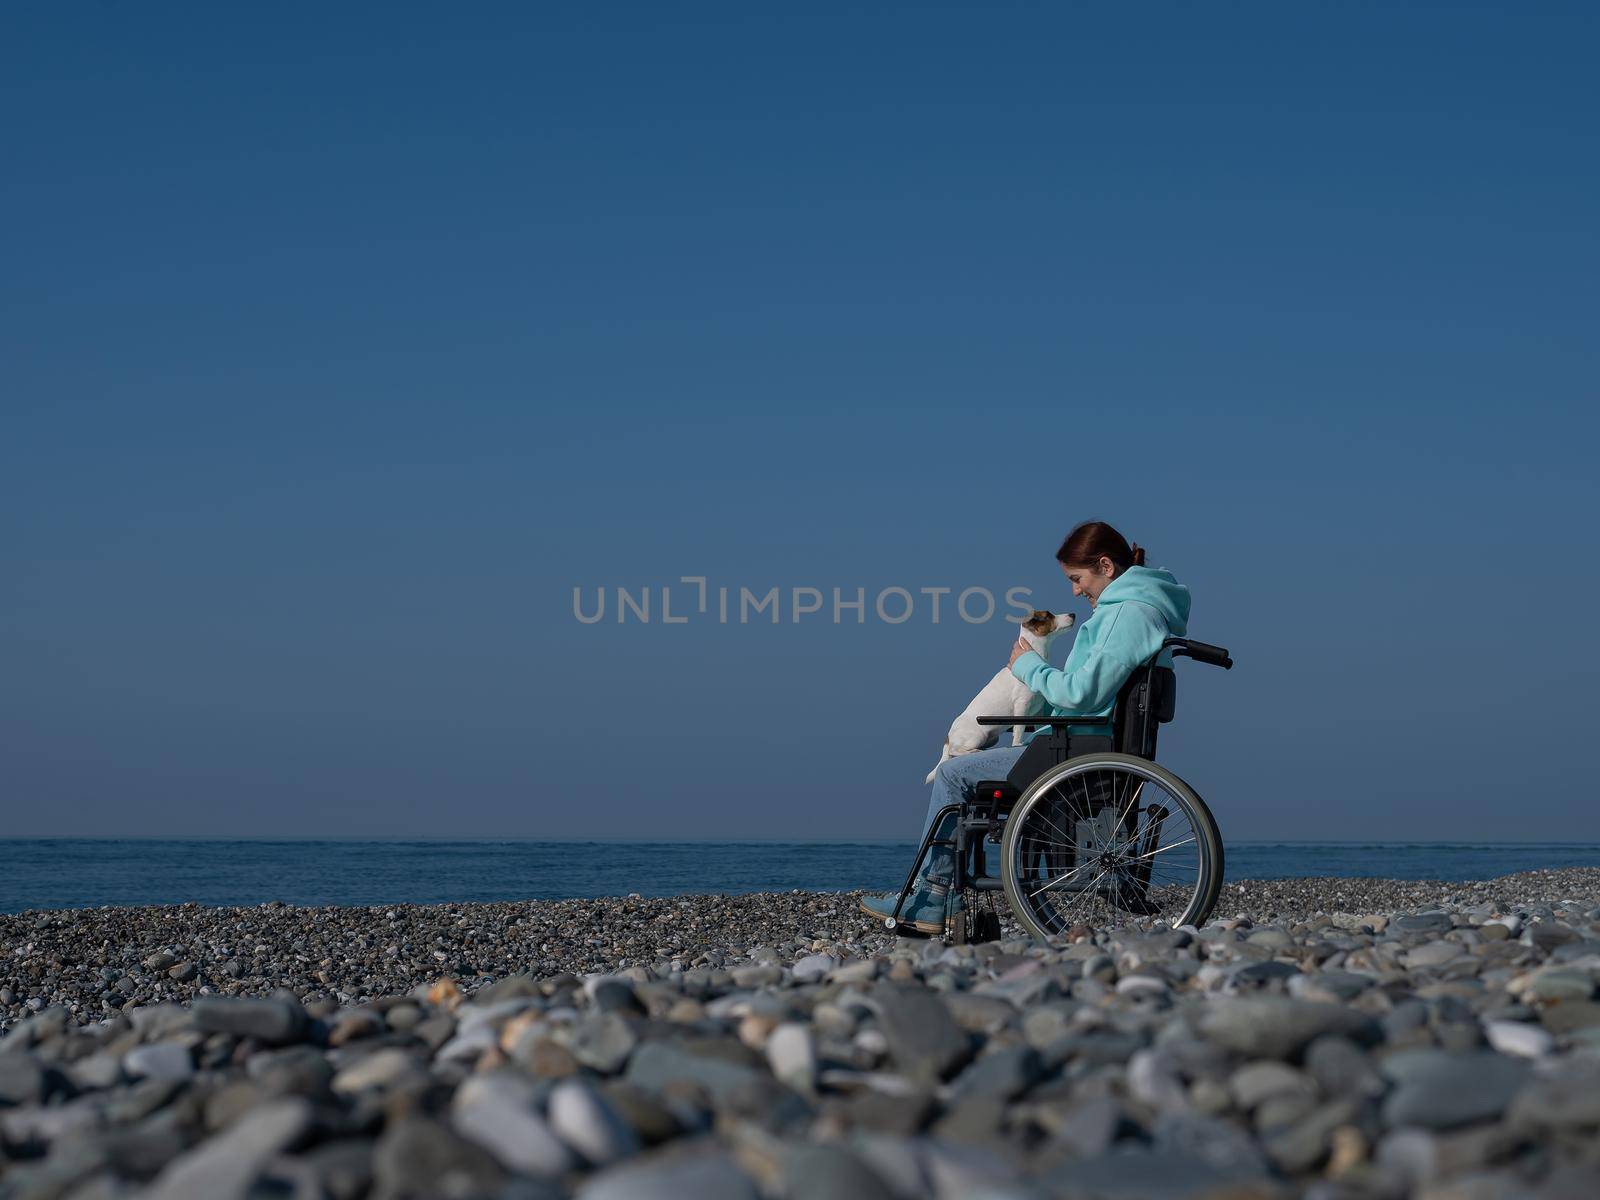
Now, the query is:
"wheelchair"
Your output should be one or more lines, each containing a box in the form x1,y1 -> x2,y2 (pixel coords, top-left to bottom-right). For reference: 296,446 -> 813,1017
884,636 -> 1234,943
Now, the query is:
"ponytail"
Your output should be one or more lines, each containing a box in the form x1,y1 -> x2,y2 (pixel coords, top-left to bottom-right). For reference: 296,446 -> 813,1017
1056,521 -> 1145,572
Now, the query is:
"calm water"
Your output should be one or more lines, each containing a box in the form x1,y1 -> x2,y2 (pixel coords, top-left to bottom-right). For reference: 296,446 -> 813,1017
3,840 -> 1600,913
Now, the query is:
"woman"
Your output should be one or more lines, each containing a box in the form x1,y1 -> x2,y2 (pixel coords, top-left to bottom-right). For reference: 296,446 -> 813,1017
862,520 -> 1192,934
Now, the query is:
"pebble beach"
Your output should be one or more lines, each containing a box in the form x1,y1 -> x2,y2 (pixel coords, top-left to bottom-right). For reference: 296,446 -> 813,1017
4,870 -> 1600,1199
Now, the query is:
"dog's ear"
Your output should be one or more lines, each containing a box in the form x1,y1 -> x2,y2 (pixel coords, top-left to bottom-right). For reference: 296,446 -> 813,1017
1023,610 -> 1055,634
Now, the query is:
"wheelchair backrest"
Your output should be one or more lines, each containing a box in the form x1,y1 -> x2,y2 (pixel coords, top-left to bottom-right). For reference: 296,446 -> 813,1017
1114,664 -> 1176,759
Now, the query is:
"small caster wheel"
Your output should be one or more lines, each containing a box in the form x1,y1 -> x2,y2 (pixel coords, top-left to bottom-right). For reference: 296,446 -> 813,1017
883,916 -> 898,931
973,912 -> 1002,943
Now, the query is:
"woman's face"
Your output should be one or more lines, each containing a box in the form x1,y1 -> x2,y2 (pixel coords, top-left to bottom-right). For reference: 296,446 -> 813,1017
1061,557 -> 1118,608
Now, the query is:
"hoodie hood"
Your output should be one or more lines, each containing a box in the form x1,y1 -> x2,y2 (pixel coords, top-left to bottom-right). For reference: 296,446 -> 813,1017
1095,565 -> 1190,637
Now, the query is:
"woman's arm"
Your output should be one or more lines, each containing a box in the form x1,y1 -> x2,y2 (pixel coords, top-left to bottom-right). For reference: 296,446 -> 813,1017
1009,645 -> 1132,714
1007,605 -> 1167,714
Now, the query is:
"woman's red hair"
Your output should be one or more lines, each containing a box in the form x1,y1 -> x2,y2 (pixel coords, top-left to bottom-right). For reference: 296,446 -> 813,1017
1056,521 -> 1145,570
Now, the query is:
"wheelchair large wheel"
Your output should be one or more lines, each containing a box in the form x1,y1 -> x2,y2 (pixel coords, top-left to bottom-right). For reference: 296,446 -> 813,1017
1000,752 -> 1223,941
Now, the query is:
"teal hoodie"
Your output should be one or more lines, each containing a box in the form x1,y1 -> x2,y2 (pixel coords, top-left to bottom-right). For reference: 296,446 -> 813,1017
1009,565 -> 1191,738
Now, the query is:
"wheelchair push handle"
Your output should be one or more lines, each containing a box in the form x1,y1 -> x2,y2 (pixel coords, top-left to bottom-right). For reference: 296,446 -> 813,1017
1165,637 -> 1233,669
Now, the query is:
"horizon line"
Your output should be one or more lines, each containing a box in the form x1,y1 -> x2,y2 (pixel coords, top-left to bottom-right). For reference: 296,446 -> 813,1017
5,835 -> 1600,848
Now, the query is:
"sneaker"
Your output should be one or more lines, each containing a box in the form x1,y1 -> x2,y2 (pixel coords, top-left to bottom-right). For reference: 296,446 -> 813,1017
905,887 -> 960,935
859,891 -> 905,926
858,889 -> 960,936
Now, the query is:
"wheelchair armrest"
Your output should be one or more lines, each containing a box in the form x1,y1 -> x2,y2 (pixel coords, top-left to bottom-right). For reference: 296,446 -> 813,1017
975,714 -> 1112,727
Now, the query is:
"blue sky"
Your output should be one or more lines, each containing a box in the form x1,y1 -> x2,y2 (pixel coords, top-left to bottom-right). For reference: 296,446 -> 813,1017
4,2 -> 1597,842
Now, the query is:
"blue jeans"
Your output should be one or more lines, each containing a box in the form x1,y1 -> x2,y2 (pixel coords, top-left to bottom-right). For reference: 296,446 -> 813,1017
916,743 -> 1027,892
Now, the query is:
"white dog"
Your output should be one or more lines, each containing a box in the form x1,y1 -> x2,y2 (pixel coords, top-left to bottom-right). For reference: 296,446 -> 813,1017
925,609 -> 1076,783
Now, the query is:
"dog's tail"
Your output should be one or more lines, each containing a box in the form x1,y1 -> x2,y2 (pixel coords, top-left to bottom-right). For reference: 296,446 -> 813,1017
924,739 -> 951,785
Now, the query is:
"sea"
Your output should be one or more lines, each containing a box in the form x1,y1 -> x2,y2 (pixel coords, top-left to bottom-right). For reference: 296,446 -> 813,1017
4,840 -> 1600,914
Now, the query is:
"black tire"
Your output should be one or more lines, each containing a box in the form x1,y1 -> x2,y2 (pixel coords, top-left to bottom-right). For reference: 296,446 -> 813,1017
1000,752 -> 1224,941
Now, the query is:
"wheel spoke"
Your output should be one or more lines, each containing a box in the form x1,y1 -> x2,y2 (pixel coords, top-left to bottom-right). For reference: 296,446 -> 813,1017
1025,854 -> 1099,899
1057,859 -> 1118,925
1027,803 -> 1082,852
1119,835 -> 1197,863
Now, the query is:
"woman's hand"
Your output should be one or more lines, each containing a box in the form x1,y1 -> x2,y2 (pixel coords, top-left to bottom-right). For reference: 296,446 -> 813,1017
1008,637 -> 1034,669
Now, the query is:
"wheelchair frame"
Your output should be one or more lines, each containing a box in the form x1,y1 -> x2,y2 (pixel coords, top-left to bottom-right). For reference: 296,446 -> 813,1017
888,635 -> 1233,943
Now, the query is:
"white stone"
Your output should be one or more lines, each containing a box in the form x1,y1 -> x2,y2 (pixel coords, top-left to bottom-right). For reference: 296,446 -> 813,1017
767,1022 -> 817,1092
145,1099 -> 311,1200
1116,974 -> 1170,997
830,958 -> 881,984
549,1079 -> 640,1166
1401,942 -> 1464,970
123,1043 -> 194,1081
855,1027 -> 889,1057
330,1048 -> 425,1094
454,998 -> 537,1034
790,953 -> 838,983
703,993 -> 757,1020
1485,1020 -> 1554,1058
453,1073 -> 574,1176
434,1023 -> 499,1063
1127,1049 -> 1188,1114
69,1051 -> 124,1090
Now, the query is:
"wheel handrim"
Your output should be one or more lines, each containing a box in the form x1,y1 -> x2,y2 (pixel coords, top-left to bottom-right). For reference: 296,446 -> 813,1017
1004,757 -> 1214,938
